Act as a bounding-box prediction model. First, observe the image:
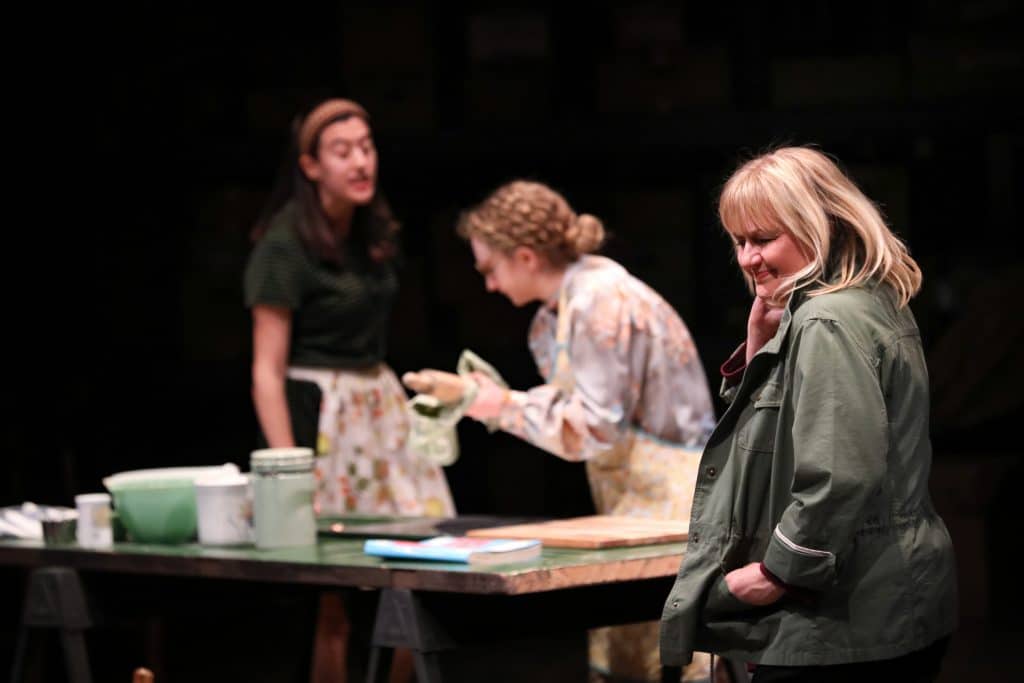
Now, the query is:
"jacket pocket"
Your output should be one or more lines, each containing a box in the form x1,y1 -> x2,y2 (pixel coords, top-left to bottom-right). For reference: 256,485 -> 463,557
737,382 -> 782,453
703,572 -> 754,616
699,571 -> 774,653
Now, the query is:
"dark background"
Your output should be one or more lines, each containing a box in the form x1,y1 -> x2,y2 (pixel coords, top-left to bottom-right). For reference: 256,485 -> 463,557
6,1 -> 1023,681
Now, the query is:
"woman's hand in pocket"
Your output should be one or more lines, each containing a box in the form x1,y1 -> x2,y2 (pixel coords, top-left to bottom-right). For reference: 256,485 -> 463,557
724,562 -> 786,606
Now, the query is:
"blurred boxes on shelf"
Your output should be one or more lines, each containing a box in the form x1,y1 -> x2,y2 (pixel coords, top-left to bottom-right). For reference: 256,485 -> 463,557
910,30 -> 1023,102
598,5 -> 730,114
464,64 -> 552,125
467,8 -> 550,63
772,55 -> 907,107
464,8 -> 552,124
339,6 -> 437,131
597,49 -> 731,115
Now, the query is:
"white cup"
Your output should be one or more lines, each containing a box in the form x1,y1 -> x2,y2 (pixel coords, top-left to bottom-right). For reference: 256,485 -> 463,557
75,493 -> 113,548
195,473 -> 252,546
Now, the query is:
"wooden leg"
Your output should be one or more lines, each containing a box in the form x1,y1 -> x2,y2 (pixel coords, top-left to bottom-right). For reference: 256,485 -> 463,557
141,615 -> 165,681
311,592 -> 351,683
388,648 -> 415,683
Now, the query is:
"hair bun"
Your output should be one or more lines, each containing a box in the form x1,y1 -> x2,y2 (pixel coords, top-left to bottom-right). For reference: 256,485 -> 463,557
566,214 -> 605,255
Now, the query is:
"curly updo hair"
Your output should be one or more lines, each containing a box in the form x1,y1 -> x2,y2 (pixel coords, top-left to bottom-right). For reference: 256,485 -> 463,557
457,180 -> 605,266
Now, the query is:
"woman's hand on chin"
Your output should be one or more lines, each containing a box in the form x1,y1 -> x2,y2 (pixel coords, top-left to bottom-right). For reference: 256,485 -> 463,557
746,296 -> 785,364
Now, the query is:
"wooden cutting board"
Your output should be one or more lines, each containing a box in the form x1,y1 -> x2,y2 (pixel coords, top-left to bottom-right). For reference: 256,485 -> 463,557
465,515 -> 688,549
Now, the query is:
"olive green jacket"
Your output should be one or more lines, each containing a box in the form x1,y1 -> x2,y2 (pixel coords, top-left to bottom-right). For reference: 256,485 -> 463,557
660,285 -> 957,666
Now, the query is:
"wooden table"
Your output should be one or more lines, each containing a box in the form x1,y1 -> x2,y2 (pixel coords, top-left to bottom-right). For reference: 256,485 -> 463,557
1,531 -> 687,682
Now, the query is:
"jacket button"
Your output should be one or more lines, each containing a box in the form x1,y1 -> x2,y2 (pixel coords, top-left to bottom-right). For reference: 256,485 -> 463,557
706,466 -> 717,478
672,600 -> 679,608
690,532 -> 699,544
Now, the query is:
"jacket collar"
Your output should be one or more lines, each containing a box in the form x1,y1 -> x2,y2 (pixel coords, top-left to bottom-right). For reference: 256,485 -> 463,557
749,287 -> 808,362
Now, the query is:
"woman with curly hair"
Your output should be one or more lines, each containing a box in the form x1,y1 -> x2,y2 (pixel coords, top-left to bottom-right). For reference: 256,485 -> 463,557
408,179 -> 716,682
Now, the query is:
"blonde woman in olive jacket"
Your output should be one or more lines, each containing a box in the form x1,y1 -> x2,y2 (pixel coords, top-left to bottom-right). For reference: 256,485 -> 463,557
660,147 -> 957,681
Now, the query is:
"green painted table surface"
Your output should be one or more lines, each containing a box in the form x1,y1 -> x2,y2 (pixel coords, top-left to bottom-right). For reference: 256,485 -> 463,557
3,518 -> 689,681
0,526 -> 685,595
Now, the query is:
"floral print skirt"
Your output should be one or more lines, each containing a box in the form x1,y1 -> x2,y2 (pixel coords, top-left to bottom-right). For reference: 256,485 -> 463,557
287,364 -> 455,518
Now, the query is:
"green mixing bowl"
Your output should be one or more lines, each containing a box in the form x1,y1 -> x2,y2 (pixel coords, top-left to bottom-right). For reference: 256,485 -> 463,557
107,478 -> 198,544
102,464 -> 241,545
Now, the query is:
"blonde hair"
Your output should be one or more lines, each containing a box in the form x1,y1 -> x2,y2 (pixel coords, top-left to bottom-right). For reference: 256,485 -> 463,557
719,146 -> 922,307
457,180 -> 605,266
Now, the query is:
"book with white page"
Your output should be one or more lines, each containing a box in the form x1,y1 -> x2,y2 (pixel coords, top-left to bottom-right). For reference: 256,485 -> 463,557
363,535 -> 542,566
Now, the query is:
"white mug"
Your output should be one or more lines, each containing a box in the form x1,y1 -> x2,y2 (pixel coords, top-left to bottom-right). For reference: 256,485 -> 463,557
75,493 -> 113,548
195,474 -> 252,546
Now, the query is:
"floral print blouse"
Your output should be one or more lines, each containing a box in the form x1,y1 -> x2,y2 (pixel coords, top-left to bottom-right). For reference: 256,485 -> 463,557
496,255 -> 715,461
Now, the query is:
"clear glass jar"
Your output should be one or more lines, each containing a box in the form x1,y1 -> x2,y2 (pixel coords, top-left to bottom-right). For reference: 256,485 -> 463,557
250,448 -> 316,549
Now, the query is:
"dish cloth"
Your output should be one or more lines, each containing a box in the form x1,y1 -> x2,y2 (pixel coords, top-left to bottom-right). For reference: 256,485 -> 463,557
408,349 -> 507,466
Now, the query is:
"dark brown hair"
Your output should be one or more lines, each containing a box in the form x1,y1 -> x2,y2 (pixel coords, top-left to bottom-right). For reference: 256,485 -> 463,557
250,99 -> 399,266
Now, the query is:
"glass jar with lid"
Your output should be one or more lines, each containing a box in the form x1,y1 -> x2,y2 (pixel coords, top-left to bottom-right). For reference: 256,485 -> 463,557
250,447 -> 316,549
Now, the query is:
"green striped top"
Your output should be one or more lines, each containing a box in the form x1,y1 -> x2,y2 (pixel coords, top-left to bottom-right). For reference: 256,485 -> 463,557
243,202 -> 398,368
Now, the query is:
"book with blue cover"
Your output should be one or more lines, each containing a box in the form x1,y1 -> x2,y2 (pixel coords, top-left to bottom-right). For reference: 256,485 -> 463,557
363,535 -> 542,565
